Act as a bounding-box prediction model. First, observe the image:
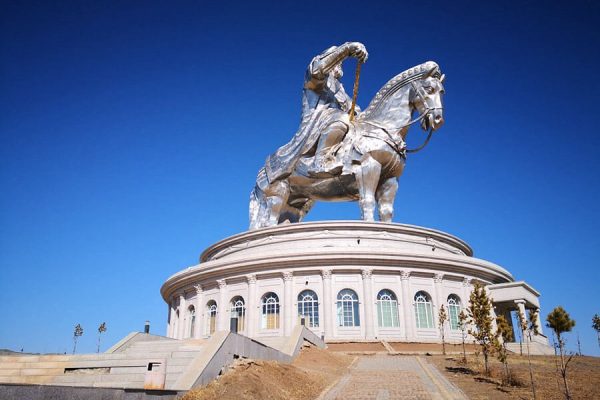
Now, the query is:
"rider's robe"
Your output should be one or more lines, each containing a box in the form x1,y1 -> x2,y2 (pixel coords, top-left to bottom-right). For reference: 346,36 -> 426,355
265,56 -> 353,183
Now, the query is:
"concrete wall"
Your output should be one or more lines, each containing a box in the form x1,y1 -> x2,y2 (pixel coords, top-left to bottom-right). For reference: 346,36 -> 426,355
0,384 -> 182,400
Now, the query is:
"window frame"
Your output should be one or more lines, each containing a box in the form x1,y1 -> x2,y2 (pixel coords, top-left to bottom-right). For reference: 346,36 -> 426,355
297,290 -> 319,328
336,289 -> 360,327
377,289 -> 400,328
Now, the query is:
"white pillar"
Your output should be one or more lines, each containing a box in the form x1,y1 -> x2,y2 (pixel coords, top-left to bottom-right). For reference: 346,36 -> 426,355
283,272 -> 294,336
321,269 -> 333,340
167,300 -> 175,337
194,284 -> 204,338
246,274 -> 257,338
401,271 -> 414,340
362,269 -> 374,339
433,273 -> 444,338
178,292 -> 186,339
533,308 -> 544,336
217,279 -> 228,331
461,278 -> 472,307
515,300 -> 528,342
433,273 -> 444,310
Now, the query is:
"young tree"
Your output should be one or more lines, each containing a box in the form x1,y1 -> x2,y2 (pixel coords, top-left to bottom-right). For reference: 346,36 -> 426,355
525,309 -> 539,400
592,314 -> 600,351
495,315 -> 514,385
97,322 -> 107,353
72,324 -> 83,354
517,309 -> 526,356
438,304 -> 448,355
546,306 -> 576,400
467,282 -> 497,375
458,310 -> 468,363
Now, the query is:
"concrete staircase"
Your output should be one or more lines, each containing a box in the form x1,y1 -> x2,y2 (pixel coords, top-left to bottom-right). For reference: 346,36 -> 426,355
0,333 -> 206,389
505,341 -> 554,355
0,327 -> 326,395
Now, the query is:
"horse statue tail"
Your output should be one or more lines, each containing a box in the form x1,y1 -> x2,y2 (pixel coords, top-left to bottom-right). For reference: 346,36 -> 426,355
249,167 -> 270,229
249,185 -> 263,230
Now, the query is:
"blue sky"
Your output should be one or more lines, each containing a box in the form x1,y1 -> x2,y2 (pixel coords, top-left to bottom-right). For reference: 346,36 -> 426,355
1,1 -> 599,355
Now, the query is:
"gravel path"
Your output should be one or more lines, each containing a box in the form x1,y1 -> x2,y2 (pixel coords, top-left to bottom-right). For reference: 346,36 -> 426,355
321,355 -> 467,400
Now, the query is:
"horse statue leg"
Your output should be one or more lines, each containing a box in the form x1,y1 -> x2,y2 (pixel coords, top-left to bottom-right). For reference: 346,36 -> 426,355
249,167 -> 291,229
279,198 -> 315,224
353,154 -> 382,221
375,177 -> 399,222
263,179 -> 290,227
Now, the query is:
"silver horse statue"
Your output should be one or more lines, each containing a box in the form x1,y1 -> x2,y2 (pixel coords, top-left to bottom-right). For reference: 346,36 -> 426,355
250,60 -> 445,229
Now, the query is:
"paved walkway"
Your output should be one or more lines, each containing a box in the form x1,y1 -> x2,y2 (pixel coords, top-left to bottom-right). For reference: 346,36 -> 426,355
321,355 -> 467,400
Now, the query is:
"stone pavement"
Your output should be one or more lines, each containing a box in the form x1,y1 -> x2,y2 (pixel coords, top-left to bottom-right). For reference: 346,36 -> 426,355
321,355 -> 467,400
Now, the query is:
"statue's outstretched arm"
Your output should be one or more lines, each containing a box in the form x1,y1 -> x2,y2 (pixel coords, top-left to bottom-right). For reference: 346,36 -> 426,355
313,42 -> 368,78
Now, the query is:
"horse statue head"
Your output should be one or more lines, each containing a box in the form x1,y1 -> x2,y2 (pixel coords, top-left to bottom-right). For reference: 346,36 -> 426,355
358,61 -> 445,137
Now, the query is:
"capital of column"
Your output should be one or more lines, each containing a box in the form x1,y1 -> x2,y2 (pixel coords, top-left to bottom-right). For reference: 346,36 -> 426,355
194,284 -> 203,295
514,299 -> 526,305
217,279 -> 227,289
462,277 -> 472,287
282,271 -> 293,281
434,273 -> 444,284
361,268 -> 373,279
246,274 -> 257,284
400,270 -> 410,281
177,291 -> 186,299
321,269 -> 332,280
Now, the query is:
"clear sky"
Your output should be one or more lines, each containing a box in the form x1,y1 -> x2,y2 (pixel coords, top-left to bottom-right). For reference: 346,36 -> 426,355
1,1 -> 599,355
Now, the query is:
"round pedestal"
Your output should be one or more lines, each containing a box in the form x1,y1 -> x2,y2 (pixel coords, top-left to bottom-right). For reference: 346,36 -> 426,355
161,221 -> 513,342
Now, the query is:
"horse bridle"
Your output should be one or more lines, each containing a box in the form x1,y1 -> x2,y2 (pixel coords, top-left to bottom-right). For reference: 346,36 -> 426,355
356,78 -> 444,155
406,80 -> 443,153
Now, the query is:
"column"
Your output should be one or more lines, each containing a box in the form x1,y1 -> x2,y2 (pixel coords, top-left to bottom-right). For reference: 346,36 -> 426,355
362,269 -> 374,339
461,278 -> 472,307
515,299 -> 529,343
167,300 -> 174,337
217,279 -> 228,331
283,271 -> 294,336
321,269 -> 333,340
194,284 -> 204,338
533,308 -> 544,336
433,273 -> 444,310
433,274 -> 444,338
246,274 -> 257,338
178,292 -> 186,339
401,271 -> 414,340
514,300 -> 527,341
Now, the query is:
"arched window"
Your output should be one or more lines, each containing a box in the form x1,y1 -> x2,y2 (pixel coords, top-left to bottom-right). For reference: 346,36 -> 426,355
414,291 -> 434,329
207,300 -> 218,335
261,292 -> 280,329
230,296 -> 246,332
447,295 -> 461,330
188,306 -> 196,338
297,290 -> 319,327
337,289 -> 360,327
377,289 -> 399,328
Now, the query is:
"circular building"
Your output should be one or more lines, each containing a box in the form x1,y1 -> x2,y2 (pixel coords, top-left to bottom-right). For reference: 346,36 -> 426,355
161,221 -> 550,351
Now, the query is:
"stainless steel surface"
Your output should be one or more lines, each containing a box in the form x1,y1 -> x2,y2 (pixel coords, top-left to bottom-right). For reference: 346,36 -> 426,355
250,43 -> 445,229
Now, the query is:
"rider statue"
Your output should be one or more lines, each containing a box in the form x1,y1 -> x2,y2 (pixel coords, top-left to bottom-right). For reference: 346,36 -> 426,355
265,42 -> 368,183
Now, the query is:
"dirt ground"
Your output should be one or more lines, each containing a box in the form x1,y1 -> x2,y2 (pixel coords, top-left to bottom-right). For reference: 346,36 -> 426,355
389,342 -> 478,353
326,342 -> 385,352
180,345 -> 353,400
180,344 -> 600,400
429,353 -> 600,400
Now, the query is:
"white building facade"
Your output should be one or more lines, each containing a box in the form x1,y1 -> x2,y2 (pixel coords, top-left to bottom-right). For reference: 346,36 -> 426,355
161,221 -> 549,348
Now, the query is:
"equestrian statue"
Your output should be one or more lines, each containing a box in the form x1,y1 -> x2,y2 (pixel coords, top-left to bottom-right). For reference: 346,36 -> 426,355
249,42 -> 445,229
